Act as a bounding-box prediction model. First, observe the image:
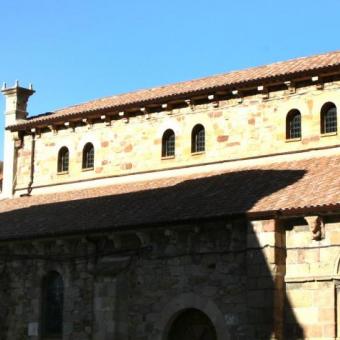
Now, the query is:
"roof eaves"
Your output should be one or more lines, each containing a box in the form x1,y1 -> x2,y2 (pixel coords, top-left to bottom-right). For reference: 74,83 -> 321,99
7,56 -> 340,131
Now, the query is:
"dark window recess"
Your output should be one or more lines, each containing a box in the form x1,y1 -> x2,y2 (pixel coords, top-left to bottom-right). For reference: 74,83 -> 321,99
191,124 -> 205,153
321,102 -> 337,134
57,147 -> 69,173
168,308 -> 217,340
162,129 -> 175,157
286,110 -> 301,139
82,143 -> 94,169
42,271 -> 64,337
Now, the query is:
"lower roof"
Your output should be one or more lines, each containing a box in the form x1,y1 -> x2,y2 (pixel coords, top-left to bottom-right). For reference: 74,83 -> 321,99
0,154 -> 339,241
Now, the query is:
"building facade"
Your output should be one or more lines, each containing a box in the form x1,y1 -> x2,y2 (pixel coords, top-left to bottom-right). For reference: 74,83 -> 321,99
1,51 -> 340,339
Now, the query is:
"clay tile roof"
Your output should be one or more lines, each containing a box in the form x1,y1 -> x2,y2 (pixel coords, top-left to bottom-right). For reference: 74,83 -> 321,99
10,50 -> 340,129
0,154 -> 339,241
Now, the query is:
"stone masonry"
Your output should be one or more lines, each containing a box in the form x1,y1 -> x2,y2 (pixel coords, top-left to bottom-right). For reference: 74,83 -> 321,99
1,51 -> 340,339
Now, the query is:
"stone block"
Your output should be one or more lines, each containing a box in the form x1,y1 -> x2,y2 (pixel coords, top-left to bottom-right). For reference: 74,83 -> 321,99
322,323 -> 336,338
287,289 -> 313,308
318,308 -> 335,323
314,289 -> 334,307
293,306 -> 319,324
303,324 -> 322,338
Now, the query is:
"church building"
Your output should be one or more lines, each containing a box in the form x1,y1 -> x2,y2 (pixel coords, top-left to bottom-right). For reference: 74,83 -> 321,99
1,51 -> 340,339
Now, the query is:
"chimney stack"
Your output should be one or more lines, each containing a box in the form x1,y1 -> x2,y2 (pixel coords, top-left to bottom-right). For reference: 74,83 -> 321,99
1,82 -> 35,197
1,81 -> 35,127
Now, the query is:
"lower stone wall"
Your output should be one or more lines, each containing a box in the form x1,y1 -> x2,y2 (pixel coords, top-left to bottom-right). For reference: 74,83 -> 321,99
286,280 -> 336,339
0,216 -> 321,340
126,221 -> 246,339
285,216 -> 340,339
0,242 -> 95,340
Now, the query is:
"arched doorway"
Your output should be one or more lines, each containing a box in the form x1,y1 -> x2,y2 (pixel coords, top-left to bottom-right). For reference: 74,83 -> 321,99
168,308 -> 217,340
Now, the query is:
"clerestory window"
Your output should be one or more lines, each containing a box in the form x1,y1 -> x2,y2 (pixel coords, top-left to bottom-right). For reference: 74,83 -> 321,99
162,129 -> 175,157
82,143 -> 94,169
57,147 -> 69,173
286,109 -> 301,139
321,102 -> 337,134
191,124 -> 205,153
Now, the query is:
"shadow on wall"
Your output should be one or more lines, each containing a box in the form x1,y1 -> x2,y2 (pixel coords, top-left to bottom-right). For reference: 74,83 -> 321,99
0,168 -> 307,339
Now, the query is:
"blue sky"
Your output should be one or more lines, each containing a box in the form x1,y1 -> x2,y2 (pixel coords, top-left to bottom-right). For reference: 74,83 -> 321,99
0,0 -> 339,159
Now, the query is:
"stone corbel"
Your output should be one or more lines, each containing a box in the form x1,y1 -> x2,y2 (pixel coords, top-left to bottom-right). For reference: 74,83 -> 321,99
64,121 -> 75,132
48,125 -> 58,135
82,118 -> 93,129
284,81 -> 296,94
136,232 -> 151,246
118,111 -> 129,124
164,229 -> 179,244
208,94 -> 219,108
109,234 -> 122,250
140,107 -> 151,120
105,114 -> 113,126
304,215 -> 325,240
257,85 -> 269,100
161,103 -> 173,115
100,114 -> 112,126
185,99 -> 194,111
312,76 -> 324,90
232,89 -> 243,103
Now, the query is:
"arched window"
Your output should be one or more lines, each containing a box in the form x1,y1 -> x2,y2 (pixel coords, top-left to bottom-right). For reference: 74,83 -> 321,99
191,124 -> 205,153
57,147 -> 69,173
41,271 -> 64,337
321,102 -> 337,134
168,309 -> 217,340
82,143 -> 94,169
286,109 -> 301,139
162,129 -> 175,157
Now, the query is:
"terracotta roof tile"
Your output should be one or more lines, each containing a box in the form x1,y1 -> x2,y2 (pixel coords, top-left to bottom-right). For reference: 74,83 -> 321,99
10,50 -> 340,129
0,154 -> 338,240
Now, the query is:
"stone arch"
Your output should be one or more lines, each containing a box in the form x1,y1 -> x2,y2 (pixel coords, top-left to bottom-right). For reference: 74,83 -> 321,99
157,119 -> 181,139
168,308 -> 217,340
153,292 -> 229,340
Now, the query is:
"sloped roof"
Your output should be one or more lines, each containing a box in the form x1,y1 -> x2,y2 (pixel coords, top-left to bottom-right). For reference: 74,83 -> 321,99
0,154 -> 339,241
10,50 -> 340,129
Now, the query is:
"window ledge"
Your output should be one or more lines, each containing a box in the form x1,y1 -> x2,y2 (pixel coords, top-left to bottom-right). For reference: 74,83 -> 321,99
285,137 -> 301,143
82,167 -> 94,172
191,151 -> 205,156
57,171 -> 69,175
161,155 -> 175,160
321,131 -> 337,137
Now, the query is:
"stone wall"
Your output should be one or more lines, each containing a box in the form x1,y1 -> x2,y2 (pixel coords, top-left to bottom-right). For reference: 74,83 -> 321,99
285,217 -> 340,339
0,217 -> 300,340
2,215 -> 340,339
14,81 -> 340,194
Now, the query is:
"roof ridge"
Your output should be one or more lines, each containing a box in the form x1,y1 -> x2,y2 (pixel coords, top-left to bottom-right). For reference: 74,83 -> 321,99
12,49 -> 340,127
48,50 -> 340,115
